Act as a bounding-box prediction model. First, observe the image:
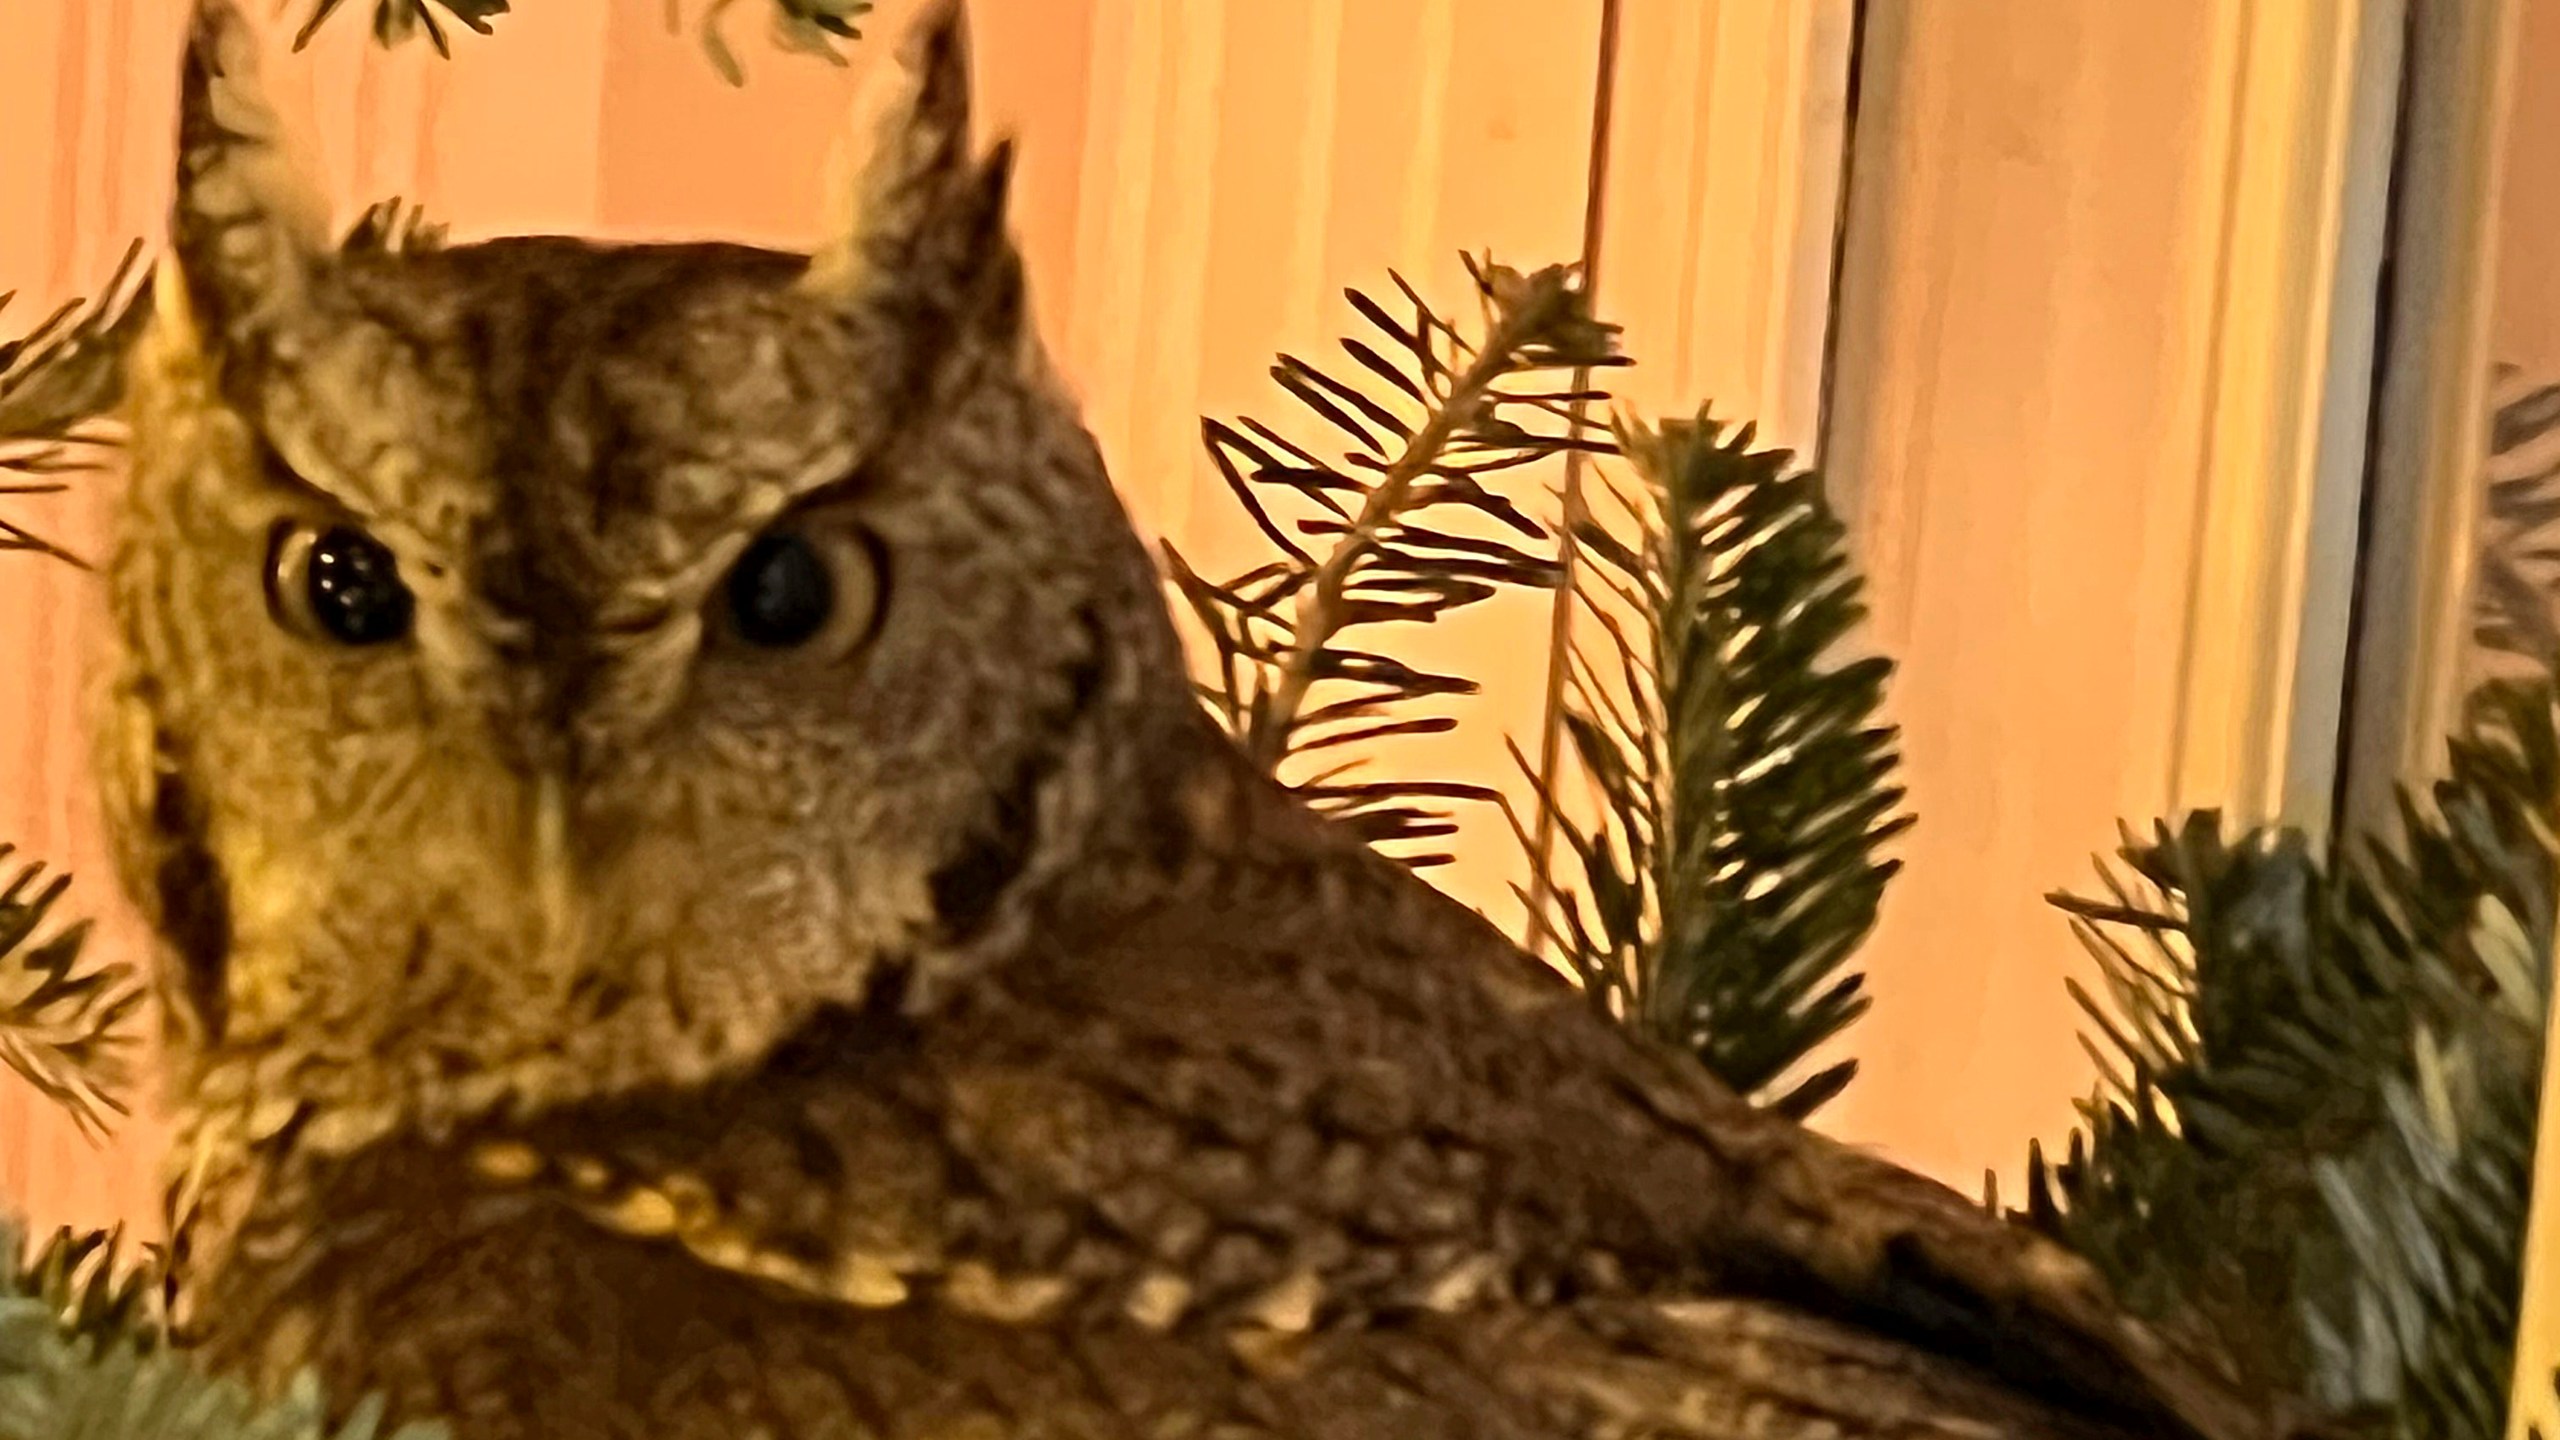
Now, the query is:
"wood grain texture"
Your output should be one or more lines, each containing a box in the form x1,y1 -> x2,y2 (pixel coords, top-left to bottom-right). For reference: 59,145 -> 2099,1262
1815,0 -> 2399,1189
2468,8 -> 2560,1436
0,0 -> 174,1244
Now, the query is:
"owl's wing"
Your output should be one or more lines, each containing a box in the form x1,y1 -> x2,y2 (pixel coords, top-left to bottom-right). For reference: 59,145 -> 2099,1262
1129,740 -> 2296,1440
436,952 -> 2287,1440
1585,1035 -> 2291,1440
198,1143 -> 2170,1440
1242,1296 -> 2159,1440
431,976 -> 2289,1440
396,722 -> 2290,1440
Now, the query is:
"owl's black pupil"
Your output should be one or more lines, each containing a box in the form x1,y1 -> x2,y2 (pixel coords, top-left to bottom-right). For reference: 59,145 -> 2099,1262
727,532 -> 835,647
306,526 -> 413,646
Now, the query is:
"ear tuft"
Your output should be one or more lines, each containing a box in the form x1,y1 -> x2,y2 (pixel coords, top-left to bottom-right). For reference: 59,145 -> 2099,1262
171,0 -> 330,355
802,0 -> 1014,315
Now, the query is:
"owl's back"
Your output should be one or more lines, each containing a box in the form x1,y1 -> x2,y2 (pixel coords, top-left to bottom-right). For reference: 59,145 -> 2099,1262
178,731 -> 2253,1440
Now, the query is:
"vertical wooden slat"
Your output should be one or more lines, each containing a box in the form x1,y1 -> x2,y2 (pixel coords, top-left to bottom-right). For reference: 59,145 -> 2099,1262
598,0 -> 861,248
1050,0 -> 1601,926
0,0 -> 169,1241
1120,0 -> 1227,549
2342,0 -> 2523,841
1596,0 -> 1853,459
2165,0 -> 2401,838
425,0 -> 610,239
970,0 -> 1098,384
1818,0 -> 2400,1190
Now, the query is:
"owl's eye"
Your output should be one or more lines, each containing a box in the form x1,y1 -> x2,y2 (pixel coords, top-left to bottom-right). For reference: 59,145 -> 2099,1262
265,521 -> 415,647
717,523 -> 886,657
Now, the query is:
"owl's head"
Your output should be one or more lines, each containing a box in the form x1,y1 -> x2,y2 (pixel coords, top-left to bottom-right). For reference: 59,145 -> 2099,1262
101,0 -> 1195,1140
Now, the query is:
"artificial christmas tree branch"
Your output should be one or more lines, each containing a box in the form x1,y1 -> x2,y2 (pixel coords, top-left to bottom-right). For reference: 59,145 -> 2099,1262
0,238 -> 152,567
0,202 -> 442,561
2011,365 -> 2560,1440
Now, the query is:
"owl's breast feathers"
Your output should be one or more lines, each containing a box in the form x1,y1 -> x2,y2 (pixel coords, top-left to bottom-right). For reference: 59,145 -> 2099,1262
179,729 -> 2290,1440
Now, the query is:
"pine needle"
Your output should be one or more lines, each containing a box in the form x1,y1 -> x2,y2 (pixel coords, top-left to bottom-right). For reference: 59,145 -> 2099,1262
0,1217 -> 450,1440
1512,408 -> 1905,1118
290,0 -> 872,76
1180,254 -> 1622,865
2022,680 -> 2559,1440
0,239 -> 152,566
0,847 -> 142,1140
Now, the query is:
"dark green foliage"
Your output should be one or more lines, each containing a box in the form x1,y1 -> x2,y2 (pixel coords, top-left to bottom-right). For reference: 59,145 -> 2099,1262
0,847 -> 141,1139
288,0 -> 871,78
291,0 -> 513,54
294,0 -> 509,52
340,198 -> 449,256
700,0 -> 876,85
0,1220 -> 448,1440
0,239 -> 151,565
2021,676 -> 2557,1440
1512,409 -> 1908,1119
1167,255 -> 1623,866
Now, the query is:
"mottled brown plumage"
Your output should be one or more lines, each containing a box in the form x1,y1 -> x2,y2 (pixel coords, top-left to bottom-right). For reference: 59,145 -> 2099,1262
96,5 -> 2291,1438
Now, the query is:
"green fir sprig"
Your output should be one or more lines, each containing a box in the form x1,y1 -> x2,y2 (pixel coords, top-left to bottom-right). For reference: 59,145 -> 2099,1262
1509,408 -> 1908,1119
2019,674 -> 2557,1440
0,1221 -> 447,1440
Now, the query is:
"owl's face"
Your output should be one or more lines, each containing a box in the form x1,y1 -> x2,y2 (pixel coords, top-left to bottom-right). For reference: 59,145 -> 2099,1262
101,1 -> 1186,1133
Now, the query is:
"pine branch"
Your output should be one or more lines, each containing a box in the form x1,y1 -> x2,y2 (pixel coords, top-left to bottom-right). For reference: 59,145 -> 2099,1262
1511,407 -> 1908,1119
291,0 -> 511,53
0,846 -> 143,1140
340,197 -> 450,255
0,239 -> 152,568
0,1218 -> 448,1440
1170,254 -> 1623,866
2021,675 -> 2559,1440
692,0 -> 875,85
288,0 -> 872,79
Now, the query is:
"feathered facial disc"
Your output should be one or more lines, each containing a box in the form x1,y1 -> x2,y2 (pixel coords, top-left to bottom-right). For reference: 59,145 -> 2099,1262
101,0 -> 1183,1138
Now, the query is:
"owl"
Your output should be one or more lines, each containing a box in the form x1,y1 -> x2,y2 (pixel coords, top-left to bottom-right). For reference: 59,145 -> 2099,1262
90,3 -> 2290,1438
